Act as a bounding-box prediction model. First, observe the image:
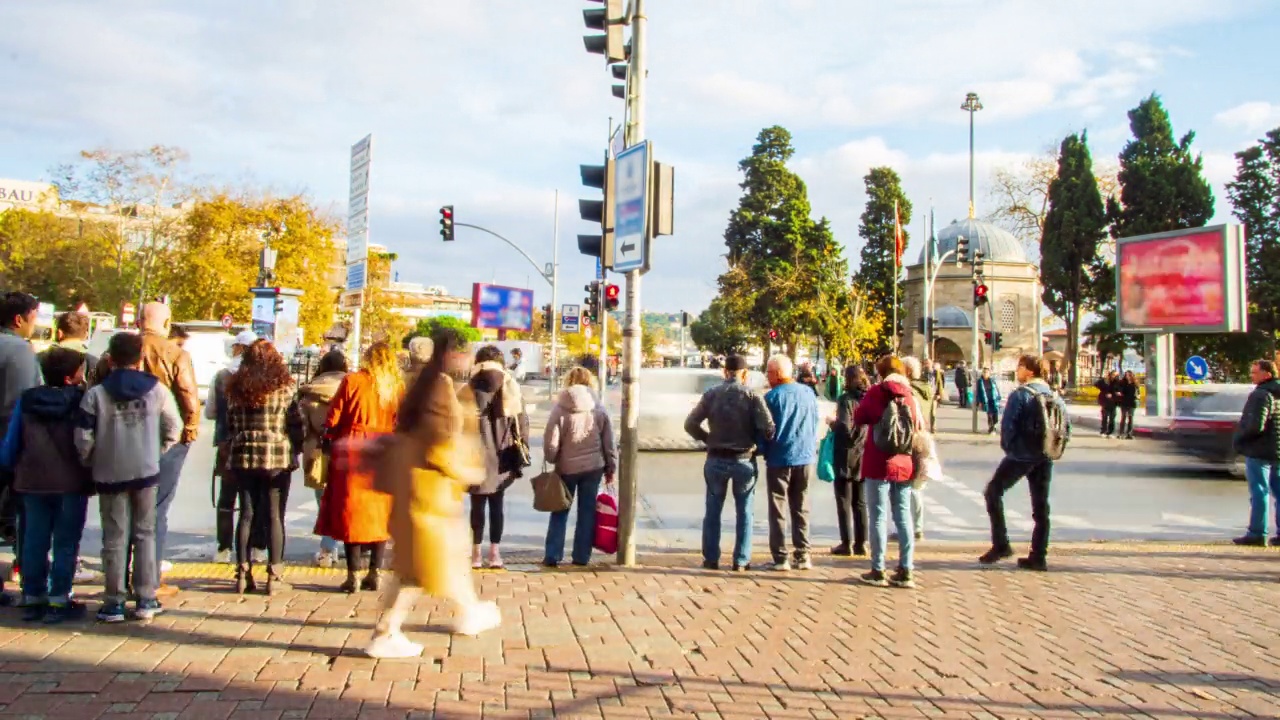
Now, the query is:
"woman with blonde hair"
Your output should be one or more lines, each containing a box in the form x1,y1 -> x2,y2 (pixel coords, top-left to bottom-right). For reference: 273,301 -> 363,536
542,365 -> 616,567
315,341 -> 402,593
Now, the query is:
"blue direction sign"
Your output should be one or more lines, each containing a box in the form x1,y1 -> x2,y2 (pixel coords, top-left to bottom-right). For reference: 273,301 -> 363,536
612,141 -> 650,273
1185,355 -> 1209,381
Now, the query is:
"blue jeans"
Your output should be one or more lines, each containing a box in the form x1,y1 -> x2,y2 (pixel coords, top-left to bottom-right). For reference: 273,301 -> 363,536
544,470 -> 603,565
1245,457 -> 1280,537
865,479 -> 914,571
154,442 -> 190,563
20,494 -> 88,604
702,456 -> 756,567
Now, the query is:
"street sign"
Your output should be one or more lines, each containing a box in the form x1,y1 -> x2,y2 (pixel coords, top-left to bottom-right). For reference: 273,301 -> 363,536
1185,355 -> 1209,381
595,257 -> 604,281
561,303 -> 581,334
581,315 -> 591,328
339,290 -> 362,311
220,314 -> 233,330
612,140 -> 650,273
346,134 -> 372,290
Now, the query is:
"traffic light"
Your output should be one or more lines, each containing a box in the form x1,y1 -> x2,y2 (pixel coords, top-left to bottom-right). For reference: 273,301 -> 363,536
955,235 -> 970,263
578,155 -> 616,265
604,283 -> 620,311
542,304 -> 554,332
973,248 -> 986,278
917,316 -> 937,334
582,0 -> 626,63
439,205 -> 454,242
991,331 -> 1004,351
768,329 -> 778,342
680,311 -> 690,327
584,281 -> 601,324
974,283 -> 989,307
610,62 -> 628,99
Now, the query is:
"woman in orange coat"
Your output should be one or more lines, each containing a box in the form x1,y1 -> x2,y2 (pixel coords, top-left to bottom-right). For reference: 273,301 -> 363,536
314,342 -> 402,593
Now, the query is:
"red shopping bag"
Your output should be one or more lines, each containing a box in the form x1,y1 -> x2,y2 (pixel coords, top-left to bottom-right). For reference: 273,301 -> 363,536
593,489 -> 619,554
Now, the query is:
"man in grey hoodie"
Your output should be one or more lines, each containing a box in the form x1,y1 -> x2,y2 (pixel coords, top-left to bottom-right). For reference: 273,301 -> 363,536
76,333 -> 181,623
0,291 -> 43,606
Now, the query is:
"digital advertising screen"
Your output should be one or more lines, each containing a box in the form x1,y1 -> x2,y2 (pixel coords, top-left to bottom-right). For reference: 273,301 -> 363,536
471,283 -> 533,332
1115,225 -> 1247,334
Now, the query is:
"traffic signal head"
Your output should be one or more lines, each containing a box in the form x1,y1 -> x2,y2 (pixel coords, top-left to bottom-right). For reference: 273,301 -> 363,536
992,332 -> 1003,351
583,281 -> 601,322
582,0 -> 626,63
768,329 -> 778,341
439,205 -> 454,242
543,304 -> 554,332
974,283 -> 989,307
954,235 -> 970,263
973,248 -> 986,277
604,283 -> 620,311
578,156 -> 616,262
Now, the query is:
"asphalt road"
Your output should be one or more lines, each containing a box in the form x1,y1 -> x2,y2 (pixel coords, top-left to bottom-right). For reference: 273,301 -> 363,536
56,402 -> 1253,566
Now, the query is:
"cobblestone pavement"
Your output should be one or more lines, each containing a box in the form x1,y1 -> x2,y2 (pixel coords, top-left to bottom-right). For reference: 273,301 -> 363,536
2,543 -> 1280,719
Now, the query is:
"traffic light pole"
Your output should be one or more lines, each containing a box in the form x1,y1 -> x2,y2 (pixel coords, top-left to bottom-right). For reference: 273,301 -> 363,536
616,0 -> 645,568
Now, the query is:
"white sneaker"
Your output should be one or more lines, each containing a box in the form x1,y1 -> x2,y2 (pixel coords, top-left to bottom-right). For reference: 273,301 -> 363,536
795,556 -> 813,570
251,549 -> 267,564
314,550 -> 335,568
770,560 -> 791,571
213,549 -> 232,564
365,632 -> 423,659
159,560 -> 173,574
452,601 -> 502,637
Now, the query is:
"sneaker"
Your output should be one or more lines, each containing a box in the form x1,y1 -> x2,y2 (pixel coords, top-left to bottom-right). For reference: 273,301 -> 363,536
794,556 -> 813,570
214,549 -> 233,564
97,603 -> 126,623
830,544 -> 852,557
43,602 -> 84,625
978,546 -> 1015,564
860,570 -> 889,587
21,602 -> 47,622
135,599 -> 164,620
770,560 -> 791,572
314,550 -> 335,568
540,559 -> 559,568
731,563 -> 750,572
889,567 -> 916,589
452,601 -> 502,637
1233,535 -> 1267,547
701,560 -> 719,570
1016,557 -> 1048,572
159,560 -> 173,573
251,549 -> 268,564
366,632 -> 424,659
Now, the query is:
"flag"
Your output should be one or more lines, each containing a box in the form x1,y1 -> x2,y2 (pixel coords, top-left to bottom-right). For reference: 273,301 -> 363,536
893,200 -> 904,265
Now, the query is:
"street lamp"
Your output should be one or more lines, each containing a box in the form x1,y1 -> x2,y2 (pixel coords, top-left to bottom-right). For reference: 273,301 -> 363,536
961,92 -> 983,219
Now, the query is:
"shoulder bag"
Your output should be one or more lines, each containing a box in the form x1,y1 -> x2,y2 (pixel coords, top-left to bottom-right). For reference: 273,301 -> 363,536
531,414 -> 572,512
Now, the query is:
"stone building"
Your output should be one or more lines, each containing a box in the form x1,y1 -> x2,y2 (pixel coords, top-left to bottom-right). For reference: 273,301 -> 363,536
900,217 -> 1042,370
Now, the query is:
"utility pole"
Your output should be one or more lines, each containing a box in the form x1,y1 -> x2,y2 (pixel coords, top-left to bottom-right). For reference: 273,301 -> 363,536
617,0 -> 645,567
962,92 -> 983,219
550,190 -> 560,395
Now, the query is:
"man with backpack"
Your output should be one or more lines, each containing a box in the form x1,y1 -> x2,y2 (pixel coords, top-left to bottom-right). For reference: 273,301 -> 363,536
980,354 -> 1070,571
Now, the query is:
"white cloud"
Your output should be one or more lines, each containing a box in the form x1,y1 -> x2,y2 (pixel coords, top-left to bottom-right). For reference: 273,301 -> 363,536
1214,102 -> 1280,134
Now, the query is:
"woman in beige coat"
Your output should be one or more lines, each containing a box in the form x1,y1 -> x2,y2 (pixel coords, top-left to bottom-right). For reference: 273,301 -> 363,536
366,329 -> 501,659
297,350 -> 348,567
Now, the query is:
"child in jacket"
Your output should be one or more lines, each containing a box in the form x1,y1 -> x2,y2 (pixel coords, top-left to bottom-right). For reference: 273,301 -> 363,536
0,347 -> 94,623
75,332 -> 181,623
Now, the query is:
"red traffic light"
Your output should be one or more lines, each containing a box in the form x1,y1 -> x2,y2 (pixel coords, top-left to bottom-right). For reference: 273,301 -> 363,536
975,284 -> 988,297
768,329 -> 778,340
440,207 -> 452,218
604,283 -> 619,300
984,331 -> 993,342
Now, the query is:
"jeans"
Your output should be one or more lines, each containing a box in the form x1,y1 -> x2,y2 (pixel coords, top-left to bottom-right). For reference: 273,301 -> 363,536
1244,457 -> 1280,538
1101,405 -> 1117,435
20,493 -> 88,604
544,470 -> 602,565
234,469 -> 290,570
865,479 -> 913,571
470,490 -> 507,545
765,464 -> 813,563
315,488 -> 337,554
985,457 -> 1053,560
155,442 -> 191,562
100,486 -> 159,605
910,484 -> 925,534
832,476 -> 865,551
701,456 -> 757,567
1118,407 -> 1135,438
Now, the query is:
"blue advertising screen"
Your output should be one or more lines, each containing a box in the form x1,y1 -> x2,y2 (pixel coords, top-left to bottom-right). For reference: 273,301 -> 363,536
470,283 -> 533,332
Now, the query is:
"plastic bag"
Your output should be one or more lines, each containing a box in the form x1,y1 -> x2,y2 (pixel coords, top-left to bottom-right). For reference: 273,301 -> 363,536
817,430 -> 836,483
593,488 -> 619,553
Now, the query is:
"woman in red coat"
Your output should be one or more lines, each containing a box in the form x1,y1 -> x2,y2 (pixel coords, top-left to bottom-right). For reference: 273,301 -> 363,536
315,342 -> 402,593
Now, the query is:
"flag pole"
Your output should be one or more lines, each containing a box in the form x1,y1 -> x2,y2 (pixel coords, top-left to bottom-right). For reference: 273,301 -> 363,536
893,199 -> 899,352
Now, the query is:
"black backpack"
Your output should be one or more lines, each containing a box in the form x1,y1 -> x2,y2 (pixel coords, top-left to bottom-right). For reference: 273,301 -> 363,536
872,396 -> 915,455
1026,388 -> 1069,460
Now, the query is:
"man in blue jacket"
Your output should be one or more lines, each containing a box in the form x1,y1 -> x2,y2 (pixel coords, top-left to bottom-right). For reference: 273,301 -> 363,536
762,354 -> 819,571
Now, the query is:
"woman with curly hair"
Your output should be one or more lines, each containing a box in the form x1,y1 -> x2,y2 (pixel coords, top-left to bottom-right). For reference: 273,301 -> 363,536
225,340 -> 304,595
315,341 -> 402,593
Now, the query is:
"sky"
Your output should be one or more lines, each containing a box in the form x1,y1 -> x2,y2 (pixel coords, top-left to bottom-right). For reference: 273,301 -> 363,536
2,0 -> 1278,315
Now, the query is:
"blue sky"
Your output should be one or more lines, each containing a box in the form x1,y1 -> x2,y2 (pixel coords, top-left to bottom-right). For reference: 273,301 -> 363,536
2,0 -> 1278,314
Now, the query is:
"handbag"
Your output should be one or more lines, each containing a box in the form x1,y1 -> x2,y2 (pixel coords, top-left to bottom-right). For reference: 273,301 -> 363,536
817,430 -> 836,483
531,467 -> 571,512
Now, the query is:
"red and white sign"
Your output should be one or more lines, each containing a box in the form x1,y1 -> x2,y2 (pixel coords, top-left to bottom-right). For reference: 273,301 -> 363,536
221,314 -> 234,330
120,302 -> 136,326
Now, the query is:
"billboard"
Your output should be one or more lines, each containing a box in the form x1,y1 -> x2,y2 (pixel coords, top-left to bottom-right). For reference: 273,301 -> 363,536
470,283 -> 533,332
1115,224 -> 1248,334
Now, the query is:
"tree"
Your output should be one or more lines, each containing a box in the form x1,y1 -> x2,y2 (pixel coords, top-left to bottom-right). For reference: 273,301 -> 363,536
852,167 -> 911,353
987,150 -> 1118,260
1226,127 -> 1280,355
0,209 -> 119,308
717,126 -> 849,357
407,315 -> 481,344
1084,306 -> 1143,371
358,250 -> 412,346
689,297 -> 752,355
1040,132 -> 1108,387
819,283 -> 886,365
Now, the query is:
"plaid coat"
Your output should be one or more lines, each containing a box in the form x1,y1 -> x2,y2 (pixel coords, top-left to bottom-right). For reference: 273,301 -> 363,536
226,384 -> 305,471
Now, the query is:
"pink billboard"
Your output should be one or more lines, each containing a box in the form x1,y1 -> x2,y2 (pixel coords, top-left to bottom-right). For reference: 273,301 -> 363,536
1115,225 -> 1248,333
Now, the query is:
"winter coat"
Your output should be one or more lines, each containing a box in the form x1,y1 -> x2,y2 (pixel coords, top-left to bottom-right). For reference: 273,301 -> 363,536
97,330 -> 201,442
852,373 -> 921,482
0,385 -> 93,495
762,380 -> 820,468
314,370 -> 397,544
469,365 -> 530,495
954,366 -> 970,389
1234,378 -> 1280,462
226,384 -> 304,472
1118,380 -> 1139,410
376,375 -> 484,592
832,388 -> 867,481
909,379 -> 936,432
976,377 -> 1002,414
1000,380 -> 1071,462
298,370 -> 346,490
544,385 -> 617,477
1095,378 -> 1119,408
0,328 -> 42,437
75,368 -> 182,493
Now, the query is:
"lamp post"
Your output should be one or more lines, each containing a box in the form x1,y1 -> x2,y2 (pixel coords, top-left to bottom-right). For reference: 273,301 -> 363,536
961,92 -> 983,219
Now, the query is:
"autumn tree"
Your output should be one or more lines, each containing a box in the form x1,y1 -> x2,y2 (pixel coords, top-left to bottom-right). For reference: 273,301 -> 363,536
357,250 -> 411,347
0,209 -> 119,308
852,167 -> 911,354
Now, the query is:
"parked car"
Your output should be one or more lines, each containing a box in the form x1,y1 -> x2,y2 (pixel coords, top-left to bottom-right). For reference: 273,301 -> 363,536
1165,383 -> 1253,478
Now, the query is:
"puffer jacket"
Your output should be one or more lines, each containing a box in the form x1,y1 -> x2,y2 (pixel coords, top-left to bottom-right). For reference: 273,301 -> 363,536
852,373 -> 920,482
469,366 -> 530,494
1234,378 -> 1280,461
544,385 -> 617,477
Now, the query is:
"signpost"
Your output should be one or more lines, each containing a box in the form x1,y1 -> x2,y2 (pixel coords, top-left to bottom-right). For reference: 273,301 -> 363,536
561,303 -> 581,334
346,134 -> 372,363
1185,355 -> 1209,381
612,140 -> 650,273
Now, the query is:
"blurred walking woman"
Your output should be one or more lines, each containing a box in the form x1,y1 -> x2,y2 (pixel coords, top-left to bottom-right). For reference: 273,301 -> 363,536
315,342 -> 401,593
366,328 -> 500,659
225,340 -> 304,595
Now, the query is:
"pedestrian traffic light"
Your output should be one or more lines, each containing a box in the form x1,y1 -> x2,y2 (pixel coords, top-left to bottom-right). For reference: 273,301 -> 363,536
955,235 -> 970,263
973,248 -> 986,278
578,155 -> 616,265
974,283 -> 989,307
604,283 -> 620,311
768,329 -> 778,341
542,304 -> 554,332
584,281 -> 601,324
439,205 -> 454,242
582,0 -> 626,63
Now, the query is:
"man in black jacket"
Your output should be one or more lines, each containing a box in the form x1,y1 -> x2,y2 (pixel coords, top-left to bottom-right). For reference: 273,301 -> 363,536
955,362 -> 970,408
1233,360 -> 1280,546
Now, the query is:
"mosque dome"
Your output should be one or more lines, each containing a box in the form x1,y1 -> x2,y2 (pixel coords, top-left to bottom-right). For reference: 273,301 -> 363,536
917,217 -> 1027,266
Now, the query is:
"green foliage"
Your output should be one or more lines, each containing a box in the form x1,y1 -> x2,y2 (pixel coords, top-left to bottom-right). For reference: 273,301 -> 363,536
1083,306 -> 1143,368
1227,127 -> 1280,353
853,166 -> 912,353
1040,132 -> 1108,386
717,126 -> 849,356
407,315 -> 481,345
0,209 -> 121,308
689,298 -> 752,355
